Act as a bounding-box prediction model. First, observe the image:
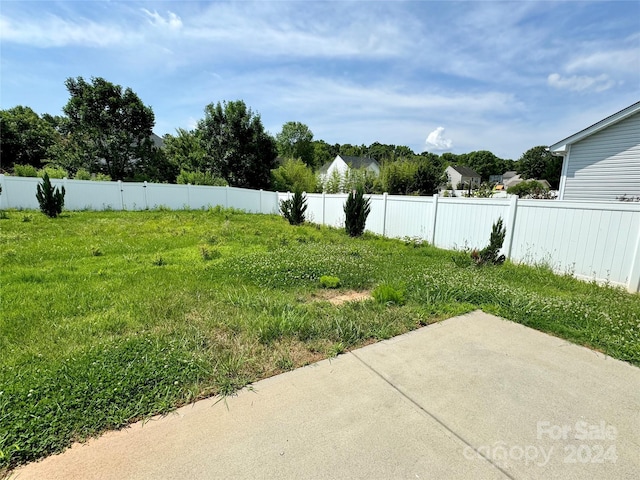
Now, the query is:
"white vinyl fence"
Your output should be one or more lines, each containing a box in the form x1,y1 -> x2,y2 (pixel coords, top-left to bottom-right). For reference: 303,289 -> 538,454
1,174 -> 638,293
0,175 -> 279,214
280,192 -> 640,293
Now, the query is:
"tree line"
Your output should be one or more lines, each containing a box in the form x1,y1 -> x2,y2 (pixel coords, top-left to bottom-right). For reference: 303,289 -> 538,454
0,76 -> 562,194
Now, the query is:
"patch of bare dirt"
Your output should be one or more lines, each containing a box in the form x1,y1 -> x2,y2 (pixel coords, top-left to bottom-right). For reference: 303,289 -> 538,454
310,290 -> 372,305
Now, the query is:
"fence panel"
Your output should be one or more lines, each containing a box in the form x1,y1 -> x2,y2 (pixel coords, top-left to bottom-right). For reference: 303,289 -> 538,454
145,183 -> 189,209
365,195 -> 386,235
188,185 -> 227,210
384,195 -> 434,240
300,193 -> 322,224
434,198 -> 511,251
323,194 -> 349,228
511,201 -> 640,286
0,176 -> 42,210
120,182 -> 146,210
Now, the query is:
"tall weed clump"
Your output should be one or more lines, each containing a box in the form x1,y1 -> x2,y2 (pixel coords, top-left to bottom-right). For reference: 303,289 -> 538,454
36,172 -> 65,218
344,188 -> 370,237
280,191 -> 307,226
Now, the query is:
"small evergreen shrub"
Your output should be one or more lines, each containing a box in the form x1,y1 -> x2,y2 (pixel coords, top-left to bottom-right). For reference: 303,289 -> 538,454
372,284 -> 405,305
344,188 -> 371,237
280,191 -> 307,226
471,217 -> 506,266
36,173 -> 65,218
319,275 -> 341,288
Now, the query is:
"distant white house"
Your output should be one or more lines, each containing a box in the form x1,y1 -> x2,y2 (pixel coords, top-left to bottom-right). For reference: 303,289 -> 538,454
549,101 -> 640,201
318,155 -> 381,180
445,165 -> 481,189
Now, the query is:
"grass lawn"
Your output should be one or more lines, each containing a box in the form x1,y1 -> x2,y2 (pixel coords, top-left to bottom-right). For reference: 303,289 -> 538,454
1,208 -> 639,471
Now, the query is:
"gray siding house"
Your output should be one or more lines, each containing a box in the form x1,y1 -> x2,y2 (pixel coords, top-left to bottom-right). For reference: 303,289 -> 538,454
550,101 -> 640,201
445,165 -> 481,189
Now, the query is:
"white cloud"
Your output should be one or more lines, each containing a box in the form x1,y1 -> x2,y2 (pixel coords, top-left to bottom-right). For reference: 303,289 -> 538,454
425,127 -> 453,151
566,47 -> 640,76
547,73 -> 615,93
0,14 -> 128,47
142,9 -> 183,31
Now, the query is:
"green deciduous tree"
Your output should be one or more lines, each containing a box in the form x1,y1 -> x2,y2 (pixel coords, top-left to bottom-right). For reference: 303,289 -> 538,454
312,140 -> 338,169
198,100 -> 277,190
62,76 -> 156,180
413,162 -> 444,195
461,150 -> 503,182
162,129 -> 206,173
276,122 -> 315,168
0,106 -> 58,170
518,146 -> 562,189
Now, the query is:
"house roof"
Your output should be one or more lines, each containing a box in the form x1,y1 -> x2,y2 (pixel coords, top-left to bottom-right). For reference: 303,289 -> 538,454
503,174 -> 523,188
318,161 -> 332,175
502,171 -> 518,179
448,165 -> 480,177
318,155 -> 379,175
339,155 -> 379,170
549,101 -> 640,154
150,133 -> 164,148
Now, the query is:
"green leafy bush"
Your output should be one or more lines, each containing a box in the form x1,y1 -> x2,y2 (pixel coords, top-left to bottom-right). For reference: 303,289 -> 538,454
280,191 -> 307,226
13,164 -> 38,177
372,284 -> 405,305
507,180 -> 551,199
38,166 -> 67,179
271,158 -> 317,193
36,173 -> 65,218
344,188 -> 371,237
176,169 -> 227,186
74,168 -> 92,180
319,275 -> 341,288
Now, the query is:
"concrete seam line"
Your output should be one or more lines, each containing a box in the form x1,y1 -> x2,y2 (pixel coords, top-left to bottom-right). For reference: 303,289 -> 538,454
350,350 -> 516,480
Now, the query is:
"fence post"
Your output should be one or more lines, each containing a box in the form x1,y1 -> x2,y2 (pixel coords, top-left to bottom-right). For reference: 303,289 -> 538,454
259,189 -> 263,214
322,192 -> 326,226
225,185 -> 229,208
627,221 -> 640,293
143,181 -> 148,210
0,174 -> 6,209
187,183 -> 191,210
504,195 -> 519,259
382,192 -> 388,237
118,180 -> 124,210
430,194 -> 439,246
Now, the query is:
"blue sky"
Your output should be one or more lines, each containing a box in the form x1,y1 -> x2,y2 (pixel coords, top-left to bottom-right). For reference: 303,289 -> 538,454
1,1 -> 638,160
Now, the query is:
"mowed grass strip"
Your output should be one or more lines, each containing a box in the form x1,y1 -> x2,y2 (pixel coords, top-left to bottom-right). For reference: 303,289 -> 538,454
1,208 -> 638,471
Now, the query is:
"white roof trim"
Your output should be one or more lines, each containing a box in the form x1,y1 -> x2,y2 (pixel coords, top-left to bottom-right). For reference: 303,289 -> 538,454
549,101 -> 640,154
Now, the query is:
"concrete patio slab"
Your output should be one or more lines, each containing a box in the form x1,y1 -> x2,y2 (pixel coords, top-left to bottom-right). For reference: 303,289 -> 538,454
11,311 -> 640,479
